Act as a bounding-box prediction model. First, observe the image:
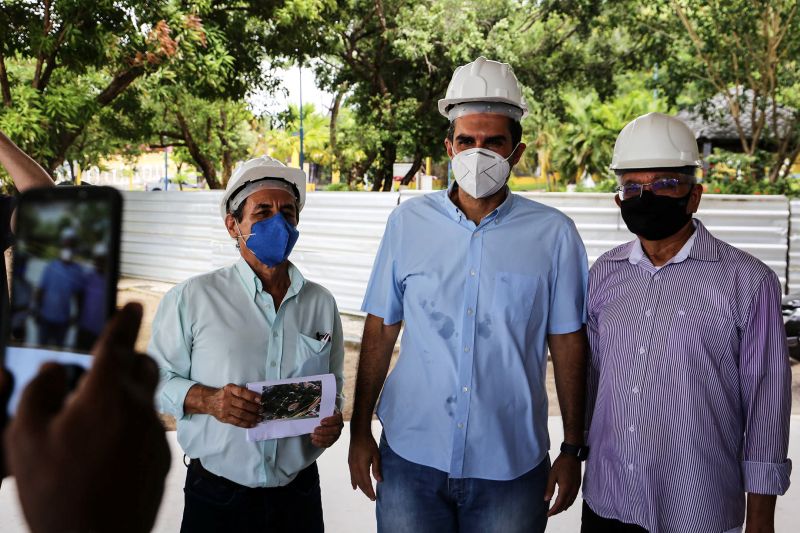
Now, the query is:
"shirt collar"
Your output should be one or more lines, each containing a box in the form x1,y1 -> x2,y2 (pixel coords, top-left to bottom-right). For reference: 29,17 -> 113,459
234,258 -> 306,301
607,218 -> 719,264
439,182 -> 515,224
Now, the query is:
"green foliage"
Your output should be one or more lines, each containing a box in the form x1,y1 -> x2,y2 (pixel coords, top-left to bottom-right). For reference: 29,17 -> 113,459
261,103 -> 331,165
324,182 -> 350,191
529,72 -> 670,187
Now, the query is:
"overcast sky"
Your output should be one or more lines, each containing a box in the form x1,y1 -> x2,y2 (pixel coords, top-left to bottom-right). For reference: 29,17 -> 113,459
248,65 -> 335,117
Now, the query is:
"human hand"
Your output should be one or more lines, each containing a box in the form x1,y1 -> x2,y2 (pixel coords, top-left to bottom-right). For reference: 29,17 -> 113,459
544,453 -> 581,516
205,383 -> 262,428
5,302 -> 171,533
348,430 -> 382,501
311,410 -> 344,448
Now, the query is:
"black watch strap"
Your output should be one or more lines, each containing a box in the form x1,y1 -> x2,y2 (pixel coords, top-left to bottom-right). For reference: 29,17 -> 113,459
560,442 -> 590,461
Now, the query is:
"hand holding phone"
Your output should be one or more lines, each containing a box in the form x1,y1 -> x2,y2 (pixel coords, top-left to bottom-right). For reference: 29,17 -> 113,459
3,186 -> 121,416
5,303 -> 170,533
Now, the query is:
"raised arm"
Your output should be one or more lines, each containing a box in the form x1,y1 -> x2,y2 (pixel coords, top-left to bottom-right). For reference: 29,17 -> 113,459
0,130 -> 54,192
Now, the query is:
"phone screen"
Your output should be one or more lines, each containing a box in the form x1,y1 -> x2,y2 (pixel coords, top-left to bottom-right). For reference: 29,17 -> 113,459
4,187 -> 121,414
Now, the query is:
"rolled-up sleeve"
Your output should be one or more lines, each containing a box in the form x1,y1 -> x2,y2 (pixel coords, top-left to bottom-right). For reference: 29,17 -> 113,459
148,284 -> 197,420
739,272 -> 792,495
547,220 -> 588,335
361,212 -> 404,325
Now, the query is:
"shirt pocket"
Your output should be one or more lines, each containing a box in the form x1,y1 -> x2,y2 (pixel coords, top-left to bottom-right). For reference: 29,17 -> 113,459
666,306 -> 737,377
491,271 -> 538,325
290,333 -> 332,378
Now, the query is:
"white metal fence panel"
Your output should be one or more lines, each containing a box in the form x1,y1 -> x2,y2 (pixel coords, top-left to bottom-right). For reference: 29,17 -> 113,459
122,191 -> 790,313
789,199 -> 800,293
121,191 -> 398,313
402,191 -> 789,288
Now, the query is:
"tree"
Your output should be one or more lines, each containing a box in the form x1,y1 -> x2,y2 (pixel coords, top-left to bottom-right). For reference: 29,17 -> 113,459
549,74 -> 669,183
259,103 -> 332,167
0,1 -> 336,187
0,1 -> 211,175
626,0 -> 800,181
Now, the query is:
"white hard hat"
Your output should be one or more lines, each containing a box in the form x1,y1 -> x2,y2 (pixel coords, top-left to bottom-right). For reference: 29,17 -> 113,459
610,112 -> 702,170
438,57 -> 528,120
220,156 -> 306,220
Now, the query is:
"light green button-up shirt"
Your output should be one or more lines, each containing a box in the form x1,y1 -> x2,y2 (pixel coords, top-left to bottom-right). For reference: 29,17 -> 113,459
149,259 -> 344,488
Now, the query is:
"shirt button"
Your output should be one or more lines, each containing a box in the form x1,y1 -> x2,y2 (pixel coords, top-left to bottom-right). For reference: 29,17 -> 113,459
678,309 -> 686,316
467,308 -> 474,316
628,464 -> 634,471
645,309 -> 652,317
458,423 -> 464,429
270,361 -> 276,367
273,332 -> 278,339
470,269 -> 476,277
472,232 -> 479,238
464,346 -> 470,352
462,386 -> 469,393
638,346 -> 646,354
653,274 -> 661,281
629,425 -> 635,433
632,387 -> 640,395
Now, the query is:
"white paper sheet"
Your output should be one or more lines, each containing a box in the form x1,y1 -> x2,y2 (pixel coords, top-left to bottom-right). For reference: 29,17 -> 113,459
245,373 -> 336,442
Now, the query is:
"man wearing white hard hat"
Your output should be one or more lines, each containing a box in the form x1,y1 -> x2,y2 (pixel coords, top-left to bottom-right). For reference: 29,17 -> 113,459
582,112 -> 791,532
349,57 -> 589,532
150,156 -> 345,532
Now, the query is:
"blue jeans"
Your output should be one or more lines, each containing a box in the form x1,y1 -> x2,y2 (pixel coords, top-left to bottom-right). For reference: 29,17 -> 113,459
376,434 -> 550,533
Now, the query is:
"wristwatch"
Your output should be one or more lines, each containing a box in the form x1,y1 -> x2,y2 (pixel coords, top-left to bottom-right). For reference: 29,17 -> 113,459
560,442 -> 590,461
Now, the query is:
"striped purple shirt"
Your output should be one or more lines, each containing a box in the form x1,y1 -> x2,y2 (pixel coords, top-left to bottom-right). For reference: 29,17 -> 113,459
583,220 -> 792,533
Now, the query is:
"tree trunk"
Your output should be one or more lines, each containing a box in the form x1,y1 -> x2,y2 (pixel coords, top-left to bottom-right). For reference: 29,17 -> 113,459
400,149 -> 424,186
373,141 -> 396,192
349,150 -> 377,188
329,88 -> 344,174
176,111 -> 221,189
218,108 -> 233,187
0,51 -> 11,107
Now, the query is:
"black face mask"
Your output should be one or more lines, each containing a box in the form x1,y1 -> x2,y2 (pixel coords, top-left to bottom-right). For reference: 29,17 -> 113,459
620,190 -> 693,241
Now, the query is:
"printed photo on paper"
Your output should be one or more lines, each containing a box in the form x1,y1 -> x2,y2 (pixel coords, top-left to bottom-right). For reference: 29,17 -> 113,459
246,373 -> 335,442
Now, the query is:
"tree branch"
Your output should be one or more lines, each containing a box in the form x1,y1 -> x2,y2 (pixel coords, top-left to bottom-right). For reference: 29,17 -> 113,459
32,0 -> 52,89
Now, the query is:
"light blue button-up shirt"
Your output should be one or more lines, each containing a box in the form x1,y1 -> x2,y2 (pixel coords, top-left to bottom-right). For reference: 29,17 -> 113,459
150,259 -> 344,488
362,187 -> 587,480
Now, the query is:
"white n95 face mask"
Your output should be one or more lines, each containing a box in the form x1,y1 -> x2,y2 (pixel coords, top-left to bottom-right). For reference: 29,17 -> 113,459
451,145 -> 518,199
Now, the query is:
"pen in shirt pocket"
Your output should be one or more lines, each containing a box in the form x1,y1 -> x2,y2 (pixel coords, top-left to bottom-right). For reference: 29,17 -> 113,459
315,332 -> 332,348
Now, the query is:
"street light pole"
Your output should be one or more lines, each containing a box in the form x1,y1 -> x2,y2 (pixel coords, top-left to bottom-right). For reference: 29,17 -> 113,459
299,63 -> 305,172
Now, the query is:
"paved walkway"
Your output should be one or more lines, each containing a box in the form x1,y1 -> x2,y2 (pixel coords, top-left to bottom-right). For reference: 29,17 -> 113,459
1,417 -> 798,532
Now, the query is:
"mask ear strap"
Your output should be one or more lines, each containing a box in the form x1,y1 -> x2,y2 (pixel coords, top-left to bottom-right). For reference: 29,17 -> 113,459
505,142 -> 522,162
233,219 -> 254,241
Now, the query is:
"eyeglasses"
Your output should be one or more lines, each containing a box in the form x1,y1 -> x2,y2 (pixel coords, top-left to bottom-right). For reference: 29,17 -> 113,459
616,177 -> 692,201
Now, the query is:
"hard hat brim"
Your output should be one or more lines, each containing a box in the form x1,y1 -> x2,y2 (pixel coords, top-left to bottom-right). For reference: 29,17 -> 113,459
609,158 -> 703,171
438,96 -> 528,120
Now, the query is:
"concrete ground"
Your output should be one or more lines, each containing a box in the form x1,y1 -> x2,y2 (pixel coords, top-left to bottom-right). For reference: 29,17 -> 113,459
0,418 -> 798,532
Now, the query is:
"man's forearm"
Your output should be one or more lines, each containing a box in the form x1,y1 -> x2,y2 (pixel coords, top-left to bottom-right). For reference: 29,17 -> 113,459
549,329 -> 588,445
0,130 -> 54,191
350,314 -> 400,436
746,493 -> 776,531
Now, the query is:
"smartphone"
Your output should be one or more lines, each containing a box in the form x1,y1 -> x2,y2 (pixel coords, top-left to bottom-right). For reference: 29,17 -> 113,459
2,186 -> 122,415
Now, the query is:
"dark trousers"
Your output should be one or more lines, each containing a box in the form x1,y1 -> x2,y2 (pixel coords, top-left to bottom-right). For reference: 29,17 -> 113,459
37,319 -> 69,348
76,327 -> 99,351
180,460 -> 323,533
581,501 -> 648,532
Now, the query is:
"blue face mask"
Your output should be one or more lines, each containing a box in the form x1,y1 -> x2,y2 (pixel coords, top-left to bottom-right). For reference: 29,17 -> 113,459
236,213 -> 299,267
